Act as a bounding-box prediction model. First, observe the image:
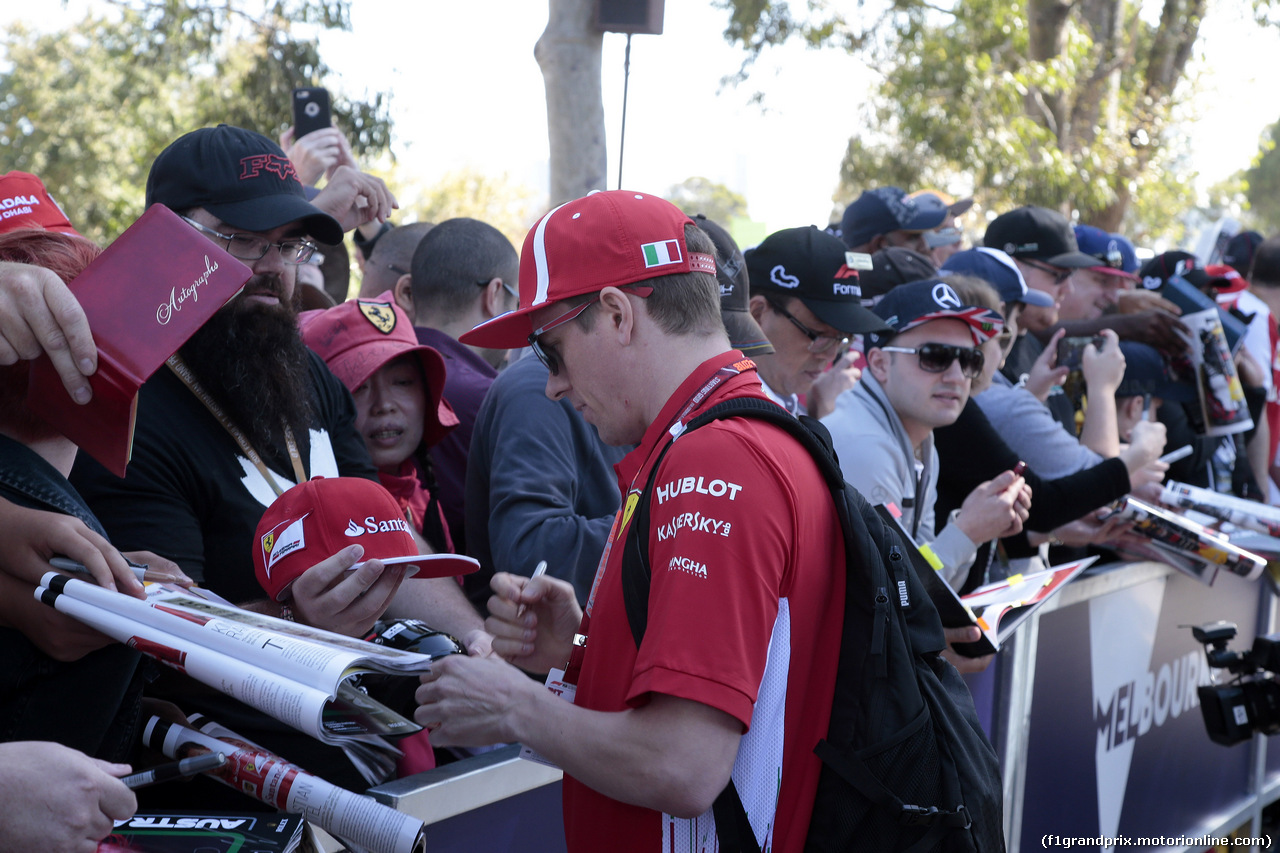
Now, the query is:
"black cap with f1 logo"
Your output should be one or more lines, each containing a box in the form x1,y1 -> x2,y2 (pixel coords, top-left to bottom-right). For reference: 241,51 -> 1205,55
744,225 -> 892,335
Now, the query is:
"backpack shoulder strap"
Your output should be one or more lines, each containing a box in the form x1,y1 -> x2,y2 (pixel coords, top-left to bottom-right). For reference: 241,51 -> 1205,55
621,397 -> 846,648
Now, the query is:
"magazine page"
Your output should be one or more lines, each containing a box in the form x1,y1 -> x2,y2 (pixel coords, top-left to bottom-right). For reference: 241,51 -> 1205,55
1161,276 -> 1253,437
36,582 -> 418,745
1103,497 -> 1266,581
961,558 -> 1096,645
1109,535 -> 1221,587
47,572 -> 440,677
143,715 -> 426,853
1160,480 -> 1280,537
146,585 -> 443,672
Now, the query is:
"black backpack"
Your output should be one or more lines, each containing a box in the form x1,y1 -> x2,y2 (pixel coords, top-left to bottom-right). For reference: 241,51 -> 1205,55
620,397 -> 1005,853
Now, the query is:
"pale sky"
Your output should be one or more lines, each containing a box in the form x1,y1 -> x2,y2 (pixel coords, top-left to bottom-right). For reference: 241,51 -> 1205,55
318,0 -> 1280,236
7,1 -> 1280,238
320,1 -> 871,232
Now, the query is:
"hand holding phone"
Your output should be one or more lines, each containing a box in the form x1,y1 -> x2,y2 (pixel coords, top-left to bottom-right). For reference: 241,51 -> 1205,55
1056,335 -> 1105,371
292,87 -> 332,139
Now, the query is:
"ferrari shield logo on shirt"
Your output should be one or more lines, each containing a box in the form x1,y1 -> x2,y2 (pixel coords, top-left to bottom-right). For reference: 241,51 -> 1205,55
641,240 -> 683,268
261,514 -> 308,575
621,490 -> 641,533
358,300 -> 397,334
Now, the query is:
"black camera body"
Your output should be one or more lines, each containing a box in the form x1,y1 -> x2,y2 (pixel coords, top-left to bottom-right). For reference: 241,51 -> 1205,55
1191,621 -> 1280,745
357,619 -> 464,717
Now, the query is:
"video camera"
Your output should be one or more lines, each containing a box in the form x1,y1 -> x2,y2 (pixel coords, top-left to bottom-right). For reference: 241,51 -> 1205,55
1191,621 -> 1280,745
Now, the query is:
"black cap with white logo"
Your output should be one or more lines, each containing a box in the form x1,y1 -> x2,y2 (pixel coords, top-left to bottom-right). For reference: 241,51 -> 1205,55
983,206 -> 1097,269
744,225 -> 892,336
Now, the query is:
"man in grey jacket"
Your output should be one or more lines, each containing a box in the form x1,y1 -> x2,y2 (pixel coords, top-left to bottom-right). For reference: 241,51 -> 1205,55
822,279 -> 1031,589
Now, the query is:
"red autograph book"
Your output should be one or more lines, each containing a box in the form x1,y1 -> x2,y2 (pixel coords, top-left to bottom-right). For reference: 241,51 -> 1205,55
25,204 -> 252,476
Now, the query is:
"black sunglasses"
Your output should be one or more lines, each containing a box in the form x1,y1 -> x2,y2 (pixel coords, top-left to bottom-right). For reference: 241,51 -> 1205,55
527,297 -> 600,375
526,285 -> 653,375
879,342 -> 985,378
765,298 -> 850,354
1021,259 -> 1074,285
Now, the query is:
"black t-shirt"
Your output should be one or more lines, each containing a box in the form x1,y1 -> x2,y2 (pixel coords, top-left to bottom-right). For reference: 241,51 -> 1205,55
72,348 -> 377,604
71,349 -> 379,795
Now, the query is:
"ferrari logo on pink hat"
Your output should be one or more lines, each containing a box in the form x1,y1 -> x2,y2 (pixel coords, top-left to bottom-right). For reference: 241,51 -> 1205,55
358,300 -> 397,334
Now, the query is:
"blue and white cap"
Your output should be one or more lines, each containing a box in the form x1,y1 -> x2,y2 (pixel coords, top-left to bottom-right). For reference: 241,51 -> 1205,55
940,247 -> 1054,307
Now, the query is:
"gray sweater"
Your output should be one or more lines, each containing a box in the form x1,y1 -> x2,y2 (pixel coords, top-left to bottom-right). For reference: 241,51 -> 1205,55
974,371 -> 1103,480
821,373 -> 977,587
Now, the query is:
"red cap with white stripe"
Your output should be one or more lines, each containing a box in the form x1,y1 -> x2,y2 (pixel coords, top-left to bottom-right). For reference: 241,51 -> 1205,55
459,190 -> 717,350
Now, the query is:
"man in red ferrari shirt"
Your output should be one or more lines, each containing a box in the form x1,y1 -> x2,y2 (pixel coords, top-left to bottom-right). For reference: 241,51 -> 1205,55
414,190 -> 882,852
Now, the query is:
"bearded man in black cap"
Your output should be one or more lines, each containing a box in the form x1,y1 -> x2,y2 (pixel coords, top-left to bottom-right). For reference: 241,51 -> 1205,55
71,126 -> 486,791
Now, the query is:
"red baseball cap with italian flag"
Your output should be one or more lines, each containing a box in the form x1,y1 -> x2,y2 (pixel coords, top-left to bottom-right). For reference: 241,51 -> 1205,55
459,190 -> 718,350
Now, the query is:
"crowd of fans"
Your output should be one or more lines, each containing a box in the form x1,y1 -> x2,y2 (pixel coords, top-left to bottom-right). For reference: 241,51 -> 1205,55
1,116 -> 1277,851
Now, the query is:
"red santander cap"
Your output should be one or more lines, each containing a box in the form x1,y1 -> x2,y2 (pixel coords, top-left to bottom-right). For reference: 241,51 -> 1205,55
459,190 -> 717,350
254,476 -> 422,601
0,172 -> 79,236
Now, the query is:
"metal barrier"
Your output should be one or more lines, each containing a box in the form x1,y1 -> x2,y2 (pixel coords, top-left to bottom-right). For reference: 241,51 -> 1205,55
979,560 -> 1277,851
314,560 -> 1278,852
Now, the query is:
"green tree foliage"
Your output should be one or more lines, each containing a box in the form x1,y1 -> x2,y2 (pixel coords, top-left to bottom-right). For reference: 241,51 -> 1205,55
665,176 -> 750,225
717,0 -> 1236,241
0,0 -> 391,243
400,167 -> 537,253
1243,121 -> 1280,235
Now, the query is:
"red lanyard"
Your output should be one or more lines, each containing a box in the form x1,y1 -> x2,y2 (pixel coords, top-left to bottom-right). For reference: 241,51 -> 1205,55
562,358 -> 754,685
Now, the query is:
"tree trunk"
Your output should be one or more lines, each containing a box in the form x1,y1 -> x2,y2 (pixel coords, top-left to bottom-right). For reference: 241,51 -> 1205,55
536,0 -> 608,207
1026,0 -> 1074,144
1070,0 -> 1125,151
1087,187 -> 1129,233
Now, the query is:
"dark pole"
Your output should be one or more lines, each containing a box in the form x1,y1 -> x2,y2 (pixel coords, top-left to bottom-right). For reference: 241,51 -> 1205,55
617,32 -> 632,191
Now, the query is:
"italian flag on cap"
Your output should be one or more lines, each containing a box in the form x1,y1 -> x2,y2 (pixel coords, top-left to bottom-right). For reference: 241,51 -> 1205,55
642,239 -> 683,268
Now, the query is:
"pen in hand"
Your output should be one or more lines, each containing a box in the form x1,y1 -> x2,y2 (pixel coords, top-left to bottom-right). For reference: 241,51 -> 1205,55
50,555 -> 190,587
1158,445 -> 1193,465
121,752 -> 227,789
517,560 -> 548,620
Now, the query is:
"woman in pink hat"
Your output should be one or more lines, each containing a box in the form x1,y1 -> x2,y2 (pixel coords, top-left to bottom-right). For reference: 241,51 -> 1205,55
299,291 -> 460,554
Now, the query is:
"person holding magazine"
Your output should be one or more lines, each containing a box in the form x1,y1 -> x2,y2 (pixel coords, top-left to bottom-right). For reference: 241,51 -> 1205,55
0,181 -> 172,851
934,268 -> 1166,585
68,125 -> 488,792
